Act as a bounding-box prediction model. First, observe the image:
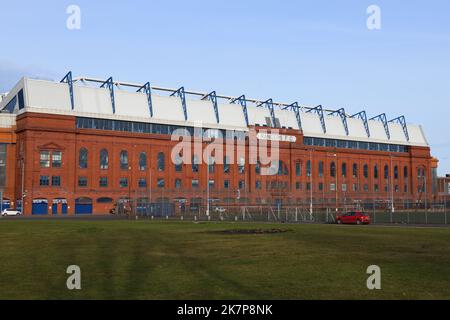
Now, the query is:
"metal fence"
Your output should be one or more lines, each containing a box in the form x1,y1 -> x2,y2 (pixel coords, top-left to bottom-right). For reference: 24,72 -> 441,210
130,202 -> 449,225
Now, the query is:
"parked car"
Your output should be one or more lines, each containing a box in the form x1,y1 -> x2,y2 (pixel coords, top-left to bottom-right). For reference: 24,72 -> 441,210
1,209 -> 22,217
214,207 -> 227,213
336,211 -> 370,225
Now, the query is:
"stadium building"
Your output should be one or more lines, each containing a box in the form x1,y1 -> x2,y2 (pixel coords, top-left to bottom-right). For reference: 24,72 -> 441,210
0,72 -> 438,215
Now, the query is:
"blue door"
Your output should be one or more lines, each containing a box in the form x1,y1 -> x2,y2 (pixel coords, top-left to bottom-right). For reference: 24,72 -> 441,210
52,203 -> 58,215
32,201 -> 48,215
62,203 -> 68,215
75,198 -> 93,214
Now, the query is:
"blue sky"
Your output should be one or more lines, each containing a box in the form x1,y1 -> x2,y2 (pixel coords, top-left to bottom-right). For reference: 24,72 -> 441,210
1,0 -> 449,174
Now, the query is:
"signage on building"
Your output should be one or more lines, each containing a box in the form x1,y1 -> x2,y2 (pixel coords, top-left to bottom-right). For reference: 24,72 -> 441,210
447,182 -> 450,195
256,133 -> 297,143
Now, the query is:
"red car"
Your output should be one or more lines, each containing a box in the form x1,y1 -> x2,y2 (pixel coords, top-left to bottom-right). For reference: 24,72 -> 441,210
336,211 -> 371,225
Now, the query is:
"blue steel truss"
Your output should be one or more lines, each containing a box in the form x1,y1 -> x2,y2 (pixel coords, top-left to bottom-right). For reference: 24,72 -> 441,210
202,91 -> 219,123
230,95 -> 249,126
256,99 -> 276,128
137,82 -> 153,117
329,108 -> 349,136
60,71 -> 74,110
282,102 -> 302,131
350,111 -> 370,137
306,105 -> 326,133
100,77 -> 116,114
389,115 -> 409,141
370,113 -> 390,139
171,87 -> 188,121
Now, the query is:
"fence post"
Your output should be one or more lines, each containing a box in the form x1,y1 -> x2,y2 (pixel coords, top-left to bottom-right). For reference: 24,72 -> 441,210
425,210 -> 428,225
390,211 -> 393,224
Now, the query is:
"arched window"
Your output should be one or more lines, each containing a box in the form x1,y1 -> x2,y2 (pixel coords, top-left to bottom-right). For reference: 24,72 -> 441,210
353,163 -> 358,178
384,165 -> 389,179
306,160 -> 312,177
374,165 -> 379,179
363,164 -> 369,179
174,154 -> 183,172
120,150 -> 129,170
139,152 -> 147,171
341,163 -> 347,178
295,161 -> 302,177
404,166 -> 409,178
318,161 -> 324,177
278,161 -> 288,176
79,148 -> 88,169
192,155 -> 199,173
157,152 -> 165,171
330,162 -> 336,178
100,149 -> 108,169
394,166 -> 399,180
255,161 -> 261,175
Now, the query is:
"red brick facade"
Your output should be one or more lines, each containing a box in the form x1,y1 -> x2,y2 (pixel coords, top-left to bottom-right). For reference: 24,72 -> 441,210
0,112 -> 437,215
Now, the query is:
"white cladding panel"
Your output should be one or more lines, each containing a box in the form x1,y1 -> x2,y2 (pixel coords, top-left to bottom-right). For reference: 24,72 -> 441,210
187,100 -> 217,125
26,80 -> 72,111
152,95 -> 185,122
247,105 -> 271,126
368,120 -> 389,141
408,125 -> 428,145
275,109 -> 300,129
300,112 -> 324,135
0,114 -> 16,128
346,117 -> 369,140
323,115 -> 346,137
219,103 -> 247,128
74,86 -> 113,114
388,123 -> 407,143
115,91 -> 149,118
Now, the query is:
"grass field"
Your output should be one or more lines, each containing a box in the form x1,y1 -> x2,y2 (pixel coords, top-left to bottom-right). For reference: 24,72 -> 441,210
0,220 -> 449,300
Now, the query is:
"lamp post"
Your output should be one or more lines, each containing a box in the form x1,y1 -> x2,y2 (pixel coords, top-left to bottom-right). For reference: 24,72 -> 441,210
390,155 -> 395,213
309,149 -> 313,217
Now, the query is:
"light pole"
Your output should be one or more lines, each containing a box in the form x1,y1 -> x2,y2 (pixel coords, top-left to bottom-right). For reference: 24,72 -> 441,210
390,155 -> 395,213
206,157 -> 210,217
309,149 -> 313,216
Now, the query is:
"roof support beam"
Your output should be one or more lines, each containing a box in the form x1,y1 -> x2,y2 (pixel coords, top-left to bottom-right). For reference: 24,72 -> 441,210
230,95 -> 249,126
306,105 -> 326,133
389,115 -> 409,141
256,99 -> 276,128
329,108 -> 349,136
370,113 -> 390,139
202,91 -> 219,124
100,77 -> 116,114
282,102 -> 302,131
170,87 -> 188,121
350,111 -> 370,137
137,82 -> 153,117
60,71 -> 74,110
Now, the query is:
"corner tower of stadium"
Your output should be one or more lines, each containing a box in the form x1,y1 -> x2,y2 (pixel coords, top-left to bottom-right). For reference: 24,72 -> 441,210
0,72 -> 438,215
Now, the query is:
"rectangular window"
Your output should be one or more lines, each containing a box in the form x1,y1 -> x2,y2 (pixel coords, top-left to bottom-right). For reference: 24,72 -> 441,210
238,180 -> 245,190
224,180 -> 230,189
256,180 -> 262,190
157,178 -> 165,188
296,182 -> 301,190
138,178 -> 147,188
119,178 -> 128,188
175,179 -> 182,189
192,179 -> 199,188
78,177 -> 88,187
330,183 -> 336,191
208,180 -> 215,189
39,176 -> 50,186
52,176 -> 61,186
40,151 -> 50,168
306,183 -> 311,191
318,182 -> 324,191
52,151 -> 62,168
341,184 -> 347,192
99,177 -> 108,188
